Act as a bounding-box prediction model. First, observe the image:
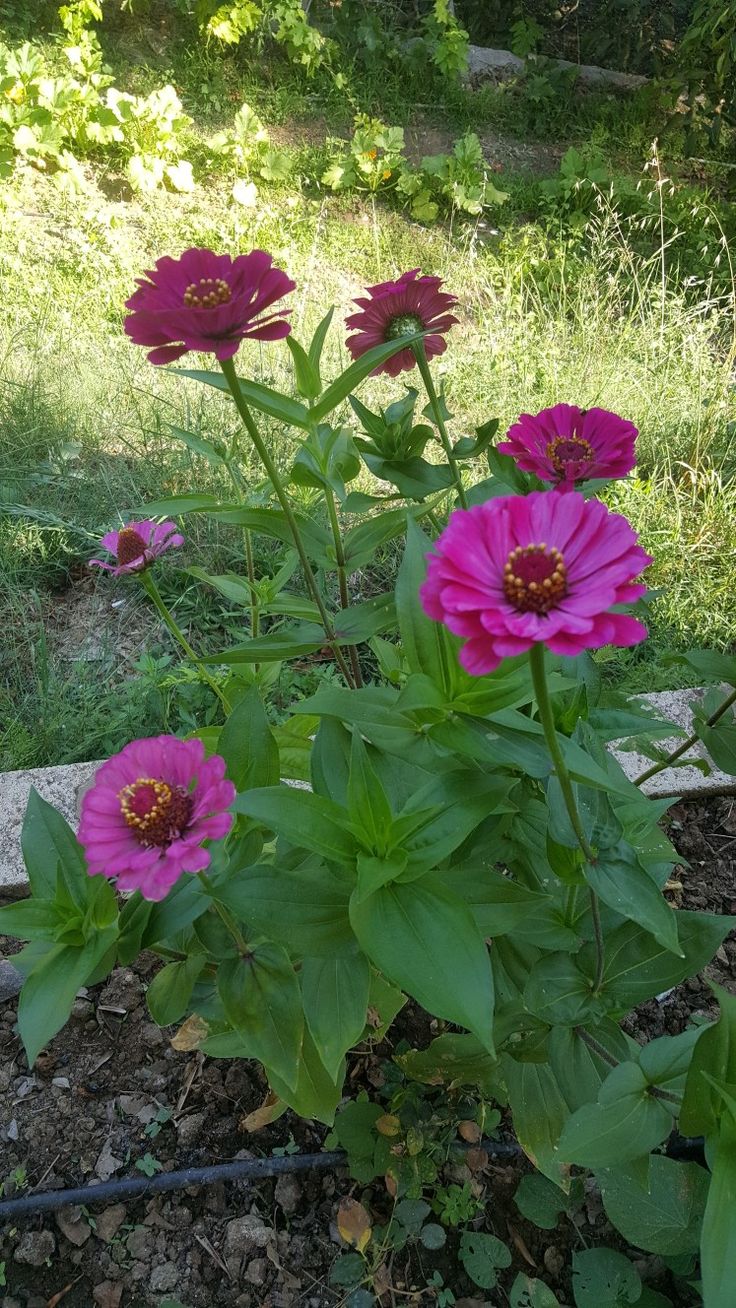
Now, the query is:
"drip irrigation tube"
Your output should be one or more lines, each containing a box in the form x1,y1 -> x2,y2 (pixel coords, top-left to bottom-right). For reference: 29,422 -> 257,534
0,1135 -> 706,1221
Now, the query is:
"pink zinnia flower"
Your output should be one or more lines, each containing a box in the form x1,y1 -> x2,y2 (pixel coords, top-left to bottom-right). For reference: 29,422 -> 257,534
90,520 -> 184,576
420,491 -> 652,675
497,404 -> 638,490
124,247 -> 296,365
345,268 -> 458,377
79,736 -> 236,901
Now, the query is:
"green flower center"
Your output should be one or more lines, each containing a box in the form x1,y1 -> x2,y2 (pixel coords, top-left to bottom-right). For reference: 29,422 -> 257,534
386,313 -> 424,341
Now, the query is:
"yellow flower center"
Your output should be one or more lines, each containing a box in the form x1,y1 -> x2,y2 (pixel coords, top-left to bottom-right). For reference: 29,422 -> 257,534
546,436 -> 594,478
504,543 -> 567,615
119,778 -> 192,846
183,277 -> 232,309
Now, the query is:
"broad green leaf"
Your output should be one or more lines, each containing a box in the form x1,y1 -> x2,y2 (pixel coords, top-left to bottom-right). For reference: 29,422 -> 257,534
444,869 -> 547,937
141,492 -> 236,517
693,709 -> 736,775
558,1061 -> 673,1168
638,1026 -> 702,1092
700,1110 -> 736,1308
503,1056 -> 571,1184
218,860 -> 354,957
22,788 -> 87,899
204,623 -> 325,664
510,1275 -> 562,1308
681,983 -> 736,1136
665,648 -> 736,687
273,714 -> 316,782
395,518 -> 451,690
366,967 -> 406,1038
218,943 -> 303,1090
343,507 -> 411,570
396,1032 -> 498,1094
200,506 -> 332,565
598,1155 -> 708,1255
171,367 -> 311,430
17,927 -> 118,1065
116,894 -> 154,965
347,731 -> 394,852
147,955 -> 205,1026
169,424 -> 226,465
515,1172 -> 583,1230
142,876 -> 208,947
585,843 -> 681,955
596,912 -> 735,1008
311,333 -> 425,422
547,1022 -> 634,1111
333,593 -> 397,643
267,1025 -> 344,1124
524,954 -> 607,1027
0,899 -> 64,942
572,1248 -> 641,1308
233,786 -> 357,864
219,685 -> 279,792
350,876 -> 494,1052
301,953 -> 370,1080
186,566 -> 252,607
458,1231 -> 511,1290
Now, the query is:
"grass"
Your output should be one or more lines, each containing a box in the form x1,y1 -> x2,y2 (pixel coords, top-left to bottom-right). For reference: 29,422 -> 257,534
1,17 -> 735,769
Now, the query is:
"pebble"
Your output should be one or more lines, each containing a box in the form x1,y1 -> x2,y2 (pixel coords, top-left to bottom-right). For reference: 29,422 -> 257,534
126,1226 -> 153,1260
92,1282 -> 123,1308
274,1172 -> 302,1215
149,1261 -> 180,1292
94,1202 -> 127,1243
0,960 -> 23,1003
95,1140 -> 124,1182
14,1229 -> 56,1266
224,1214 -> 273,1264
56,1205 -> 92,1246
70,997 -> 94,1021
245,1257 -> 270,1286
176,1110 -> 207,1147
140,1022 -> 165,1047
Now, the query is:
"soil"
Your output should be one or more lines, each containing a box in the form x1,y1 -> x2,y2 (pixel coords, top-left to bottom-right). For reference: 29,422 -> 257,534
0,797 -> 733,1308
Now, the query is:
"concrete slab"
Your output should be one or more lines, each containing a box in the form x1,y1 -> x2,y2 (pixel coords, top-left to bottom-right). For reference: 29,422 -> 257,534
0,761 -> 102,895
0,686 -> 733,896
610,687 -> 736,799
466,44 -> 648,90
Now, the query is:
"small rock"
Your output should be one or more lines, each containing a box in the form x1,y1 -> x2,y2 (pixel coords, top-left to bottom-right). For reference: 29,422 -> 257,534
140,1022 -> 164,1047
52,1076 -> 71,1089
95,1140 -> 124,1182
71,997 -> 94,1022
118,1093 -> 149,1117
176,1110 -> 207,1147
0,960 -> 23,1003
126,1226 -> 153,1260
245,1257 -> 269,1286
274,1172 -> 302,1215
5,1119 -> 18,1141
149,1261 -> 180,1292
224,1214 -> 272,1265
14,1229 -> 56,1266
56,1205 -> 92,1247
544,1244 -> 564,1279
95,1203 -> 127,1243
2,1297 -> 22,1308
13,1075 -> 36,1098
92,1282 -> 123,1308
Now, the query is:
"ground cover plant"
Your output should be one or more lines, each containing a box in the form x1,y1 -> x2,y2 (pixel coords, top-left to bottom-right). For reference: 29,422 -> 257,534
2,240 -> 736,1308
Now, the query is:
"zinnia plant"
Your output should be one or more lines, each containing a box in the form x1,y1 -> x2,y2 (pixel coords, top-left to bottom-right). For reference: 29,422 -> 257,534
5,249 -> 736,1308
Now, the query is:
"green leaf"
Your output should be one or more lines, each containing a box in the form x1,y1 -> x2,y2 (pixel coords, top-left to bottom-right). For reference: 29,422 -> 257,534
503,1056 -> 572,1184
117,894 -> 154,964
218,943 -> 303,1090
0,899 -> 64,942
395,518 -> 451,689
205,623 -> 325,664
396,1032 -> 498,1093
343,508 -> 410,570
524,954 -> 607,1027
147,955 -> 205,1026
169,424 -> 226,465
233,786 -> 357,865
515,1173 -> 582,1230
458,1231 -> 511,1289
547,1022 -> 634,1111
349,876 -> 494,1052
312,333 -> 424,421
171,367 -> 311,430
420,1223 -> 446,1249
681,983 -> 736,1136
268,1025 -> 344,1124
572,1248 -> 641,1308
186,566 -> 252,607
219,685 -> 279,791
307,306 -> 334,377
585,842 -> 681,955
453,417 -> 499,460
558,1062 -> 673,1168
142,876 -> 208,947
218,860 -> 354,957
329,1252 -> 365,1289
301,953 -> 370,1080
17,927 -> 118,1066
21,788 -> 86,899
598,1155 -> 708,1256
333,593 -> 397,643
510,1275 -> 562,1308
448,869 -> 547,937
693,707 -> 736,775
286,334 -> 322,399
700,1109 -> 736,1308
665,648 -> 736,687
347,731 -> 394,852
366,968 -> 406,1038
598,912 -> 735,1008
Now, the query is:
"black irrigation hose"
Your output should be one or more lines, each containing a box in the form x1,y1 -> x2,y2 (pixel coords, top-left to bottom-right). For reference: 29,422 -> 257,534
0,1135 -> 706,1221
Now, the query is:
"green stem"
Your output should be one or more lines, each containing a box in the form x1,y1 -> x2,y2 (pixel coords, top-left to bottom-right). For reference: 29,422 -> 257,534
324,486 -> 363,688
634,685 -> 736,786
575,1026 -> 683,1106
219,358 -> 355,688
529,643 -> 605,991
563,884 -> 579,927
226,457 -> 261,643
413,342 -> 468,510
198,871 -> 249,954
139,570 -> 230,714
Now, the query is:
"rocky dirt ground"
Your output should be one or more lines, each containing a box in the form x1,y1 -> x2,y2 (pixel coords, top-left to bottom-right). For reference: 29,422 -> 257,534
0,797 -> 733,1308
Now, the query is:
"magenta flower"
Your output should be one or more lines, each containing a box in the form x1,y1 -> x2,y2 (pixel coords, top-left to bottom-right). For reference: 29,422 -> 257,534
79,736 -> 236,901
346,268 -> 458,377
124,247 -> 296,365
90,520 -> 184,576
420,491 -> 652,675
497,404 -> 638,490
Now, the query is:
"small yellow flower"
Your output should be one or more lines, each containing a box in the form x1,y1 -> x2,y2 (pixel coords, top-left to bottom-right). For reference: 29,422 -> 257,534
382,168 -> 392,179
5,82 -> 25,104
362,148 -> 377,160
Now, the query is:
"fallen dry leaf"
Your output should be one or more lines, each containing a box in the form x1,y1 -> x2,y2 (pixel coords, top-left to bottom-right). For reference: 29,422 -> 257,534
171,1013 -> 209,1051
376,1113 -> 401,1137
508,1220 -> 538,1268
458,1120 -> 481,1144
337,1197 -> 372,1253
241,1091 -> 287,1133
466,1147 -> 489,1173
